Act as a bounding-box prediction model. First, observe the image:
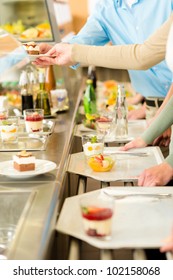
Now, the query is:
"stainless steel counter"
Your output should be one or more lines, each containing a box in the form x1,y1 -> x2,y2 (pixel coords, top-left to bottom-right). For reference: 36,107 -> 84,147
0,76 -> 83,260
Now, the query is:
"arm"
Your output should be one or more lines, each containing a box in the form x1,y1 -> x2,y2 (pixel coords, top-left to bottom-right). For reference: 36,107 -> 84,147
71,14 -> 173,70
35,14 -> 173,69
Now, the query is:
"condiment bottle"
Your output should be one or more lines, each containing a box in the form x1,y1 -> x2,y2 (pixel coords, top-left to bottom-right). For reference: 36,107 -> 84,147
19,70 -> 33,114
87,65 -> 97,89
35,72 -> 51,116
83,79 -> 97,115
45,65 -> 56,108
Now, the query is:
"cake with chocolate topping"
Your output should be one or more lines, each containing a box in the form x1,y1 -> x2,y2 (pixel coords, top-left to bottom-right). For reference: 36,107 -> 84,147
23,41 -> 40,55
13,150 -> 35,171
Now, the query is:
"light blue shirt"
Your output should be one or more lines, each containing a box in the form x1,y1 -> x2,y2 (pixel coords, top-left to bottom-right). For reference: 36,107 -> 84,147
69,0 -> 173,98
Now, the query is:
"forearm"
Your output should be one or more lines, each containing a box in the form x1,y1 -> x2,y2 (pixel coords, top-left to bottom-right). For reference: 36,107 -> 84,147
71,14 -> 173,70
141,95 -> 173,144
165,154 -> 173,168
153,83 -> 173,119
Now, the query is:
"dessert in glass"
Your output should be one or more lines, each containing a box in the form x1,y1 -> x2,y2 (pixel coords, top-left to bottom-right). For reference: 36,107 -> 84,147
24,109 -> 44,133
82,134 -> 104,159
80,194 -> 114,240
95,112 -> 115,136
0,116 -> 19,143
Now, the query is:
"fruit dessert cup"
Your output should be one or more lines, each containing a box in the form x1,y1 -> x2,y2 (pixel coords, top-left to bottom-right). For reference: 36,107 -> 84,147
24,109 -> 44,133
80,195 -> 114,239
88,154 -> 115,172
0,116 -> 19,143
82,134 -> 104,159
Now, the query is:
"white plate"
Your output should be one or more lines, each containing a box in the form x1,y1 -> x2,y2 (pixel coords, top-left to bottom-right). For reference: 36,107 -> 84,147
0,159 -> 57,179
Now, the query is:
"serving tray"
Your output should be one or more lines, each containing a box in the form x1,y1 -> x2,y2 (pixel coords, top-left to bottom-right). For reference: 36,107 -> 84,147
18,119 -> 55,135
67,146 -> 164,182
0,135 -> 49,151
56,187 -> 173,249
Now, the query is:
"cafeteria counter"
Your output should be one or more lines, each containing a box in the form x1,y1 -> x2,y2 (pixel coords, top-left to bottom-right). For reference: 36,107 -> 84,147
0,76 -> 83,260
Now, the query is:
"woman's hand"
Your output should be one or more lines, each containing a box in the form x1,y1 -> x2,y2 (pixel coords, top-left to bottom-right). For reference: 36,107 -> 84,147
34,43 -> 74,67
138,162 -> 173,186
120,137 -> 147,151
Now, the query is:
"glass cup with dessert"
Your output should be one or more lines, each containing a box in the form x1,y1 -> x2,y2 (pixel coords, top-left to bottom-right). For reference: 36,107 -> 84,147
82,134 -> 105,160
0,116 -> 19,143
23,108 -> 44,134
95,111 -> 115,137
80,193 -> 114,240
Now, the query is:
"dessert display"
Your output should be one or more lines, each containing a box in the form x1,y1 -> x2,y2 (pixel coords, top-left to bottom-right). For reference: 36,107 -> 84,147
24,109 -> 44,133
13,150 -> 35,172
88,154 -> 115,172
23,41 -> 40,55
1,20 -> 52,40
82,135 -> 104,158
0,117 -> 18,143
81,205 -> 113,238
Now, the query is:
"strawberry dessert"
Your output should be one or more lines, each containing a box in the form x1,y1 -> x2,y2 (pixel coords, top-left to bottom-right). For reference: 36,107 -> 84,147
24,110 -> 44,133
81,206 -> 113,238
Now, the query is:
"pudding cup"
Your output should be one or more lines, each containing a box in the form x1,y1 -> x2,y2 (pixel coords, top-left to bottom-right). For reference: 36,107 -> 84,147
80,194 -> 114,240
24,109 -> 44,133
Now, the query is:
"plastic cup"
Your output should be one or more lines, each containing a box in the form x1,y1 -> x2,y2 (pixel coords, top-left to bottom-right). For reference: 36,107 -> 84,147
80,194 -> 114,240
23,109 -> 44,133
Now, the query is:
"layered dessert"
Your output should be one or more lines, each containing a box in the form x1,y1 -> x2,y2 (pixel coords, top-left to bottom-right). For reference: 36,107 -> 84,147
23,41 -> 40,55
88,154 -> 115,172
82,135 -> 104,158
81,206 -> 113,238
24,111 -> 43,133
13,150 -> 35,172
0,119 -> 18,142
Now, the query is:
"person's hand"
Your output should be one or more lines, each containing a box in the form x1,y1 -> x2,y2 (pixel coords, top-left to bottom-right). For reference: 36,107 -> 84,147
33,43 -> 74,67
152,127 -> 171,147
120,137 -> 147,151
138,162 -> 173,186
160,228 -> 173,253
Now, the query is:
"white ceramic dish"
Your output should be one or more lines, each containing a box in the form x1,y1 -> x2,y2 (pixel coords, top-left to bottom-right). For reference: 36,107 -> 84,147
0,159 -> 57,179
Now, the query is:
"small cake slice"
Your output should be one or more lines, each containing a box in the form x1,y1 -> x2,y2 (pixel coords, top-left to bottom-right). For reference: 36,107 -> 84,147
23,41 -> 40,55
13,150 -> 35,172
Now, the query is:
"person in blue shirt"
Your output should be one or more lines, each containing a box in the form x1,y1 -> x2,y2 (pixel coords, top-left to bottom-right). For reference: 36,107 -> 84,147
36,0 -> 173,121
68,0 -> 173,119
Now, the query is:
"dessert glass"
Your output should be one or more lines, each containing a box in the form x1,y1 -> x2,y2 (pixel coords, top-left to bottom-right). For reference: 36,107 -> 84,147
95,111 -> 115,136
80,194 -> 114,240
0,116 -> 19,143
82,134 -> 104,159
24,109 -> 44,133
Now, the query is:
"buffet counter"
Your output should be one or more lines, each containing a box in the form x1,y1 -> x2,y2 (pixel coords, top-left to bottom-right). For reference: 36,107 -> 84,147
0,76 -> 83,260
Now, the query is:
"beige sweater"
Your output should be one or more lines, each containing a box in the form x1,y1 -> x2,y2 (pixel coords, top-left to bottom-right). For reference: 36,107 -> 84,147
71,14 -> 173,70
